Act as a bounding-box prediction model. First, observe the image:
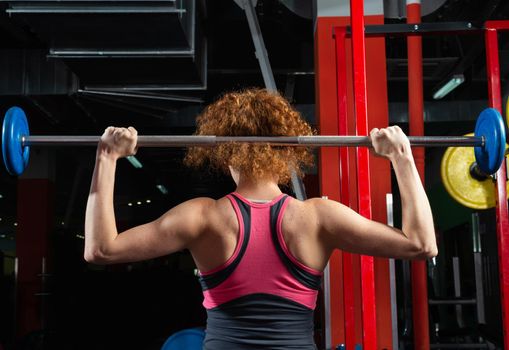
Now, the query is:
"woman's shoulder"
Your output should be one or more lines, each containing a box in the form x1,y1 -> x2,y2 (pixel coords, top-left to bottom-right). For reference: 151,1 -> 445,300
283,196 -> 321,227
285,196 -> 346,228
287,196 -> 326,211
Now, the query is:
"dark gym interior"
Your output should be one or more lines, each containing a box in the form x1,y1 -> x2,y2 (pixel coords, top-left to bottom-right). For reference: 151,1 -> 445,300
1,0 -> 509,349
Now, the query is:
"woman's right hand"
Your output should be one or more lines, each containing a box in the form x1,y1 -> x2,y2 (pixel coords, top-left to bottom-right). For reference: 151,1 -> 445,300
98,126 -> 138,160
369,126 -> 412,161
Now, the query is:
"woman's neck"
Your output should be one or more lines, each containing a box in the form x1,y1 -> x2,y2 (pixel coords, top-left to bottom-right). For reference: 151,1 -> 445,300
234,177 -> 282,201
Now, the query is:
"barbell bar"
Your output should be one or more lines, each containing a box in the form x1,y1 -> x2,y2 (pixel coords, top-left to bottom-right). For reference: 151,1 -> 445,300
2,106 -> 507,176
22,135 -> 484,148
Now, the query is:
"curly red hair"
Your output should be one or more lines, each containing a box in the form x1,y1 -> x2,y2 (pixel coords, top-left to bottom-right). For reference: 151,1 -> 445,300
184,88 -> 315,184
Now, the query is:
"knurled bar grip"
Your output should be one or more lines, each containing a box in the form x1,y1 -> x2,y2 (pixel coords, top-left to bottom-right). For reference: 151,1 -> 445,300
23,135 -> 485,148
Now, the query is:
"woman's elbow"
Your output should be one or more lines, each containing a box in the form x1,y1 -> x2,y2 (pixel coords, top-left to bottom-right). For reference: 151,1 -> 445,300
419,245 -> 438,259
84,248 -> 110,265
411,243 -> 438,260
403,228 -> 438,260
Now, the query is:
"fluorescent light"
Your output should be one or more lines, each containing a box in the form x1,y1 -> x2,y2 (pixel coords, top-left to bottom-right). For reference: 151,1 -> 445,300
146,199 -> 151,203
156,184 -> 168,195
0,194 -> 3,199
433,74 -> 465,100
126,156 -> 143,169
14,223 -> 17,226
128,202 -> 133,206
137,201 -> 142,205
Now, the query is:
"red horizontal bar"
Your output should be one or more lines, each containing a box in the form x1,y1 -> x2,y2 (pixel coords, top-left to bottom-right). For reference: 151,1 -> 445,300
331,20 -> 509,37
485,20 -> 509,31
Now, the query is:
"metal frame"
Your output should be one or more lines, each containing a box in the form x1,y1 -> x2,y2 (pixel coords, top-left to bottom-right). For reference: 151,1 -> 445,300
4,0 -> 183,13
239,0 -> 277,92
6,5 -> 185,14
335,25 -> 356,350
484,20 -> 509,350
77,89 -> 204,103
452,256 -> 465,328
42,0 -> 195,59
47,49 -> 195,58
472,213 -> 486,324
387,193 -> 399,349
344,21 -> 480,36
407,3 -> 429,349
350,1 -> 377,348
333,10 -> 509,350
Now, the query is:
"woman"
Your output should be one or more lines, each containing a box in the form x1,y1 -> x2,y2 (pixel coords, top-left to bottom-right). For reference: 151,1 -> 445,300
85,88 -> 437,349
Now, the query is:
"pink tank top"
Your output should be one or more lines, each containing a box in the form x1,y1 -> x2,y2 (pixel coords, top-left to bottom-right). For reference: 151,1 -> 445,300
198,192 -> 322,310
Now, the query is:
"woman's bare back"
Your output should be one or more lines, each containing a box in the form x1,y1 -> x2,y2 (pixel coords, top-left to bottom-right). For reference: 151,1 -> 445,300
190,195 -> 330,274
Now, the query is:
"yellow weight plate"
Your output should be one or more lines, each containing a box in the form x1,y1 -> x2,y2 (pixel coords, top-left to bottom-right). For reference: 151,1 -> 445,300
441,133 -> 509,209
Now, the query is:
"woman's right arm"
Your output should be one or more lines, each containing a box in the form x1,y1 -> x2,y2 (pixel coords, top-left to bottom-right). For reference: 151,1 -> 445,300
84,127 -> 212,265
312,126 -> 437,260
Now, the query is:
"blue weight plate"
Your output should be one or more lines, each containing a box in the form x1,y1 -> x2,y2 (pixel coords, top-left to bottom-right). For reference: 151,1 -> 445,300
474,108 -> 506,175
161,328 -> 205,350
2,107 -> 30,176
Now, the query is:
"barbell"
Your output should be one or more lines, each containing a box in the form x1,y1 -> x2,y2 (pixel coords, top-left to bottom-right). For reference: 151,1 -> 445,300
2,106 -> 507,176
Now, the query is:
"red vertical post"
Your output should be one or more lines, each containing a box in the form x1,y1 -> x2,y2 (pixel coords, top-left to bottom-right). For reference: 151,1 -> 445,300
485,27 -> 509,350
349,0 -> 377,349
315,17 -> 346,347
335,26 -> 356,349
407,2 -> 430,349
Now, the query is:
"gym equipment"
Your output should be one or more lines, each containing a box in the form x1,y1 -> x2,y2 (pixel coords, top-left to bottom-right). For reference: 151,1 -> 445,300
2,107 -> 29,176
441,133 -> 509,209
473,108 -> 506,175
160,328 -> 205,350
2,106 -> 506,176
